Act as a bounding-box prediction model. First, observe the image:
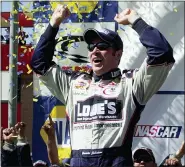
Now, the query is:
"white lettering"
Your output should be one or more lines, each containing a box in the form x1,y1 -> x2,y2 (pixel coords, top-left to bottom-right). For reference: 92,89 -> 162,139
82,152 -> 90,155
135,125 -> 145,137
143,126 -> 150,136
170,127 -> 178,138
111,71 -> 120,77
82,105 -> 91,116
97,103 -> 105,115
108,102 -> 116,114
77,103 -> 82,116
156,127 -> 164,137
162,127 -> 170,138
149,126 -> 158,137
90,104 -> 97,116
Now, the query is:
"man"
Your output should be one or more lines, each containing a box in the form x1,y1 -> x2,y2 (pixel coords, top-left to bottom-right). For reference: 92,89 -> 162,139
133,147 -> 157,167
160,141 -> 184,166
31,5 -> 175,167
18,26 -> 29,45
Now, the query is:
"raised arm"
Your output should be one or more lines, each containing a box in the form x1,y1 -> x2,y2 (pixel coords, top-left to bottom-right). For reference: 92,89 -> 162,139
30,5 -> 72,104
42,115 -> 64,167
31,5 -> 70,75
15,122 -> 33,167
115,9 -> 175,105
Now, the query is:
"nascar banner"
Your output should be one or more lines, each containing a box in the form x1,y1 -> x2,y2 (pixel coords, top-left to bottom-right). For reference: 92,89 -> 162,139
32,1 -> 184,165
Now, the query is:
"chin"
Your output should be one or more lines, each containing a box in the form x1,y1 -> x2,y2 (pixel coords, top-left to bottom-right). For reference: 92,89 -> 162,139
93,66 -> 104,76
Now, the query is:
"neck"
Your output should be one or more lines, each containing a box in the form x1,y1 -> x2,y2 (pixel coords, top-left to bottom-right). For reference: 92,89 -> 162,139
93,68 -> 121,82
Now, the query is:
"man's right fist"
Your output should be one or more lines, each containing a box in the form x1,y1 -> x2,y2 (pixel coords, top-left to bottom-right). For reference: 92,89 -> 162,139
50,4 -> 71,27
114,8 -> 140,25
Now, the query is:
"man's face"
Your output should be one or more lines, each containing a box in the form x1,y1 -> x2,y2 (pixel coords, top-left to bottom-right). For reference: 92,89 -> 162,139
88,38 -> 119,76
134,161 -> 157,167
134,154 -> 157,167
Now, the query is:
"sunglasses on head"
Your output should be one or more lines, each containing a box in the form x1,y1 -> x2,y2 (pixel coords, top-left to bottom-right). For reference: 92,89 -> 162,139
134,155 -> 153,163
87,42 -> 113,51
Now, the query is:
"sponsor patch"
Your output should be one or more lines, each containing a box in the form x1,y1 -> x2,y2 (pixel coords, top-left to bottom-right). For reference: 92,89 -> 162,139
74,96 -> 122,122
74,80 -> 90,89
103,87 -> 116,95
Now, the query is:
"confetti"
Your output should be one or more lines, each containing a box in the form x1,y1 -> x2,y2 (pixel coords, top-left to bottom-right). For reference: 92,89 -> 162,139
17,62 -> 22,65
10,83 -> 15,87
33,98 -> 38,102
27,69 -> 32,74
20,53 -> 25,57
40,105 -> 44,108
26,82 -> 33,88
106,3 -> 112,6
99,17 -> 104,20
174,8 -> 178,12
26,64 -> 31,70
12,95 -> 17,100
34,87 -> 39,91
20,46 -> 27,49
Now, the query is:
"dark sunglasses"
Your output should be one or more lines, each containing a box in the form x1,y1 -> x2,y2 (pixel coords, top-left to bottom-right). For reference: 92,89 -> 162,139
87,42 -> 113,51
134,155 -> 153,163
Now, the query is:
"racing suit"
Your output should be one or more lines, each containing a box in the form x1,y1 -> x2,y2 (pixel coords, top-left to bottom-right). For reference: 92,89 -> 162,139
31,18 -> 175,167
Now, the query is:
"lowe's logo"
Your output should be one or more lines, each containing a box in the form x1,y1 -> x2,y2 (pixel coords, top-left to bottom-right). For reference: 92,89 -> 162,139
74,96 -> 122,122
134,125 -> 182,138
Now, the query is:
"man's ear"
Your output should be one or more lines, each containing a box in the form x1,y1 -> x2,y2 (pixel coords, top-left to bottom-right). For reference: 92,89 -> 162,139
115,49 -> 123,60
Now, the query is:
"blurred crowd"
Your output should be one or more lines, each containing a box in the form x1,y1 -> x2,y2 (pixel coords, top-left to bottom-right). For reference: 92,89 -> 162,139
1,117 -> 184,167
1,27 -> 28,45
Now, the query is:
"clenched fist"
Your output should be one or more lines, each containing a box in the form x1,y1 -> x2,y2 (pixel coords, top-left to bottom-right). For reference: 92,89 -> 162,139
114,8 -> 140,25
15,122 -> 26,138
2,127 -> 17,143
50,4 -> 71,27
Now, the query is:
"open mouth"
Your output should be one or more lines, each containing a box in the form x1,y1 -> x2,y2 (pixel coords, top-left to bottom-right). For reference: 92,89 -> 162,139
93,58 -> 103,64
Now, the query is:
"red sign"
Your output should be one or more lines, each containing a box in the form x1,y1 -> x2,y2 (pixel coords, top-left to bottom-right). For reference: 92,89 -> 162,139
1,102 -> 21,128
1,12 -> 34,27
1,43 -> 34,73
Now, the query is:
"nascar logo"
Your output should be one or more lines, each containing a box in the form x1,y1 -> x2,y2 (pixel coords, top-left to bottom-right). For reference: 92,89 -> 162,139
134,125 -> 182,138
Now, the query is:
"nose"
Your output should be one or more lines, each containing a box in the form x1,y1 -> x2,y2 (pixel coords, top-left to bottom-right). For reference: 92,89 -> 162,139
91,46 -> 99,53
140,161 -> 145,164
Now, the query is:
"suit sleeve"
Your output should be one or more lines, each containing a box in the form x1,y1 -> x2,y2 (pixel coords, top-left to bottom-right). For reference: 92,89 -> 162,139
30,23 -> 72,104
131,18 -> 175,105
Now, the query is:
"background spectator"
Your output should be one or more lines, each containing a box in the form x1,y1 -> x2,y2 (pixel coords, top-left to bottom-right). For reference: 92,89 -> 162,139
4,28 -> 10,44
133,147 -> 157,167
18,26 -> 28,45
1,126 -> 18,166
161,141 -> 184,166
1,122 -> 33,166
